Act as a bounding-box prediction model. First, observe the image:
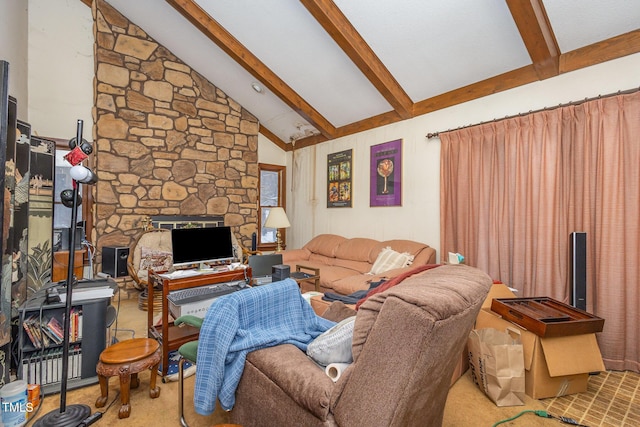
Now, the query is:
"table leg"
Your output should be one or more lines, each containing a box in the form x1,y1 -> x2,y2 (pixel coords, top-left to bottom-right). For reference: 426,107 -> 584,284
95,374 -> 108,408
149,362 -> 161,398
118,368 -> 132,419
131,372 -> 140,389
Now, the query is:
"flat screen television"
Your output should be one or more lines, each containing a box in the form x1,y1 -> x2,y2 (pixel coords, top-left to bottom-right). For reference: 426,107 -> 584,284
171,226 -> 234,269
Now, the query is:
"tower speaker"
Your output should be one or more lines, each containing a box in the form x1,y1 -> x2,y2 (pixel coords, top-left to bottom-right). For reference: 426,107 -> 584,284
102,246 -> 130,278
570,232 -> 587,311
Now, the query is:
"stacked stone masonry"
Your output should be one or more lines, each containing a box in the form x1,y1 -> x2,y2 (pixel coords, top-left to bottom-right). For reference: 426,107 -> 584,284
93,0 -> 259,276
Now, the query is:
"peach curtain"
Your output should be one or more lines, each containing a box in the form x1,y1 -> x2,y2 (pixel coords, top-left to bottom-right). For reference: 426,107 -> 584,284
440,91 -> 640,372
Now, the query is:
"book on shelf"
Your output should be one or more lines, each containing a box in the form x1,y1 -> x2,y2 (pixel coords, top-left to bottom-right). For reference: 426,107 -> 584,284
41,324 -> 63,346
64,308 -> 83,342
45,316 -> 64,343
23,310 -> 84,348
23,316 -> 41,348
23,315 -> 54,348
21,345 -> 83,385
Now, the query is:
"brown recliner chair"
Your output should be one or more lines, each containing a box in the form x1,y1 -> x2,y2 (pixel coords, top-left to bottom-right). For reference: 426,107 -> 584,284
230,264 -> 492,427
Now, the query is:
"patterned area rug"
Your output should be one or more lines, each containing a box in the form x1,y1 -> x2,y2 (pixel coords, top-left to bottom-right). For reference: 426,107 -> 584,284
544,370 -> 640,427
158,350 -> 196,382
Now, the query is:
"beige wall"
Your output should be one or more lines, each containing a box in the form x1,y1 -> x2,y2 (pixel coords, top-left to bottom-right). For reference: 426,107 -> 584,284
0,0 -> 29,119
11,2 -> 640,261
27,0 -> 93,139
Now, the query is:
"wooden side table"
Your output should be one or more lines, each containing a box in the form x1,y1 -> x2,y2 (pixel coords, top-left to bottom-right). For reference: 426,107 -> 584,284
291,264 -> 320,292
95,338 -> 161,419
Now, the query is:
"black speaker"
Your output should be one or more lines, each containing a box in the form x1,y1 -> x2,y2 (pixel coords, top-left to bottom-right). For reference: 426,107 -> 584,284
570,232 -> 587,311
102,246 -> 130,278
272,264 -> 290,282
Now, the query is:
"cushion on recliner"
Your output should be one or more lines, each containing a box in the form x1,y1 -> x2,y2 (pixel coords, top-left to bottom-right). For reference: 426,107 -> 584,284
307,316 -> 356,366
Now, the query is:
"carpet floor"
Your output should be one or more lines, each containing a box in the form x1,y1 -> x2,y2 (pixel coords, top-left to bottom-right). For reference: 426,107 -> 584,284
28,291 -> 640,426
543,370 -> 640,427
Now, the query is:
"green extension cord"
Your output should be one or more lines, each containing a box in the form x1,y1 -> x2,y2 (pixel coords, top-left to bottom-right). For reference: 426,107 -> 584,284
492,410 -> 551,426
493,409 -> 590,427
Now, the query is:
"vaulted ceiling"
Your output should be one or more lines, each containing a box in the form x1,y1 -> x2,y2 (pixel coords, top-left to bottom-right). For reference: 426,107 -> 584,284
90,1 -> 640,151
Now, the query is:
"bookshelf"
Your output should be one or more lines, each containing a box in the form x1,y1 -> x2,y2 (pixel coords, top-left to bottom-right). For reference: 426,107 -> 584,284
17,279 -> 116,395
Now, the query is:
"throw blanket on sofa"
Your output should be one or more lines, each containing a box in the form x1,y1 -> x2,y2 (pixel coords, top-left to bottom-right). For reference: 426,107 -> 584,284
322,279 -> 387,305
355,264 -> 442,309
194,278 -> 336,415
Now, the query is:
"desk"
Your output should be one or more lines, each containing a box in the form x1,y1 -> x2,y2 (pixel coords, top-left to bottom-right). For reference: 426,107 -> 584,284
148,268 -> 251,378
292,265 -> 320,292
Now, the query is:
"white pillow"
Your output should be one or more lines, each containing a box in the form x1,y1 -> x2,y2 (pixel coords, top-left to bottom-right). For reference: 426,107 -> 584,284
307,316 -> 356,367
368,246 -> 414,275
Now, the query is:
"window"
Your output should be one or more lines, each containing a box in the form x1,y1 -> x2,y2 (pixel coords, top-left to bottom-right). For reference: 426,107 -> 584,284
258,163 -> 286,250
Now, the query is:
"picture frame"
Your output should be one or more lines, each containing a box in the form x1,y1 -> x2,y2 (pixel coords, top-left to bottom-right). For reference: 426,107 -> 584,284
370,139 -> 402,207
327,149 -> 352,208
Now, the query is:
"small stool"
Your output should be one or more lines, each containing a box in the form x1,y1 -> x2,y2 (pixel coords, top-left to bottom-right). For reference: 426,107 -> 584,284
95,338 -> 161,419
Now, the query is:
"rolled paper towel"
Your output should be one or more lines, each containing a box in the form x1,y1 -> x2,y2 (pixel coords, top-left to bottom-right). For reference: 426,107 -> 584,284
325,363 -> 351,382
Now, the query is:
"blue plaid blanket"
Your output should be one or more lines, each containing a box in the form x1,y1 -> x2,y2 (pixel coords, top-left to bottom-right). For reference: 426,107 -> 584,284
194,278 -> 335,415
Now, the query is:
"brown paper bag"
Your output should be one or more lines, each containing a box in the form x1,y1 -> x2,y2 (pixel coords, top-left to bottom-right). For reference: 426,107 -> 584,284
468,327 -> 526,406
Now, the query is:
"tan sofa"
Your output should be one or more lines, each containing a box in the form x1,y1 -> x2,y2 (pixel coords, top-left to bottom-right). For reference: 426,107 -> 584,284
230,264 -> 492,427
281,234 -> 436,294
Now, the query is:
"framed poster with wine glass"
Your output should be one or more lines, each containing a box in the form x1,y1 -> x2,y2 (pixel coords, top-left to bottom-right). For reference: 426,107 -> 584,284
370,139 -> 402,207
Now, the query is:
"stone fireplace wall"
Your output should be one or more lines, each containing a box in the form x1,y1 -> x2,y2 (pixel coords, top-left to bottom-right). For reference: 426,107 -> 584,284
92,0 -> 259,272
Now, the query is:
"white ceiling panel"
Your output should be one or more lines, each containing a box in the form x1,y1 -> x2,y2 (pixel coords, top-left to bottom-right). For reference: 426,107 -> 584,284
194,0 -> 392,128
543,0 -> 640,52
334,0 -> 532,102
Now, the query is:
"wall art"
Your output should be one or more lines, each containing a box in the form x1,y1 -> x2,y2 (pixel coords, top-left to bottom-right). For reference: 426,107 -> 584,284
370,139 -> 402,207
327,149 -> 352,208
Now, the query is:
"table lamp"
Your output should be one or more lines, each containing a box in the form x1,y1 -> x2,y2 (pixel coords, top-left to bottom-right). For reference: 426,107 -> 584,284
264,207 -> 290,252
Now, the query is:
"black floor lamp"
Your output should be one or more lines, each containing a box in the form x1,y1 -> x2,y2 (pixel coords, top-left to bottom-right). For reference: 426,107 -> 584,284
34,119 -> 97,427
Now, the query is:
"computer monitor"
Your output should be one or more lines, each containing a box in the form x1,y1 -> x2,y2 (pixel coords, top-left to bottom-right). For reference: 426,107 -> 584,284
171,226 -> 234,269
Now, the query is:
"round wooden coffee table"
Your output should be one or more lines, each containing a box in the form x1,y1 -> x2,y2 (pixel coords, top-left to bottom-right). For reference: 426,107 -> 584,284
95,338 -> 161,419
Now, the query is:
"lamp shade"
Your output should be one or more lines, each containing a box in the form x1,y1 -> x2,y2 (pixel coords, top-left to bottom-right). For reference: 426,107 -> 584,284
264,207 -> 291,229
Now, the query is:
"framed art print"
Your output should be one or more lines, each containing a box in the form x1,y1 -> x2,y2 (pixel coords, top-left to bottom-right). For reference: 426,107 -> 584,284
370,139 -> 402,206
327,149 -> 352,208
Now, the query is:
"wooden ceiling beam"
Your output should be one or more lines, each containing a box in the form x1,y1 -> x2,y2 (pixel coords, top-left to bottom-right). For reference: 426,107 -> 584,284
560,30 -> 640,73
413,66 -> 541,117
300,0 -> 414,120
506,0 -> 559,80
166,0 -> 337,139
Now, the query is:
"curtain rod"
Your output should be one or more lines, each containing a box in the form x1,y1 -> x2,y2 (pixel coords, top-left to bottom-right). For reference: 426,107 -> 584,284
425,86 -> 640,139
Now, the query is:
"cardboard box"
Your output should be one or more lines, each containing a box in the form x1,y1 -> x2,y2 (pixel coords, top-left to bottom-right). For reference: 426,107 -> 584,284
482,283 -> 519,310
476,284 -> 605,399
